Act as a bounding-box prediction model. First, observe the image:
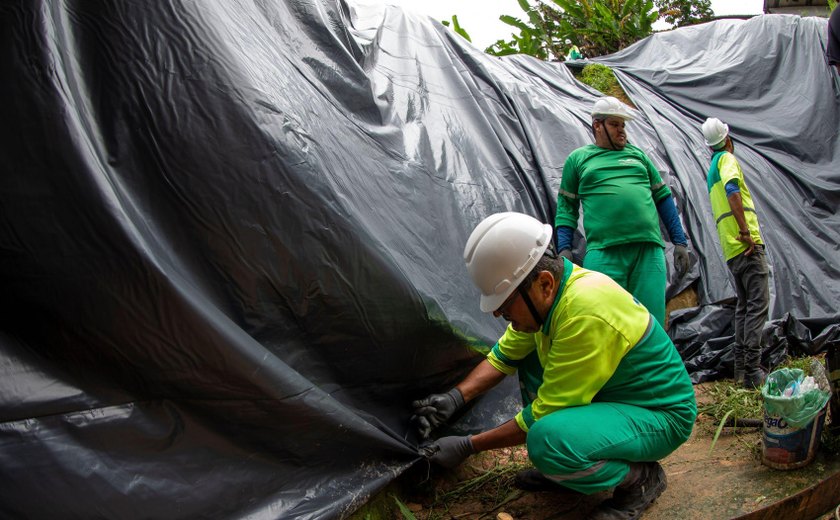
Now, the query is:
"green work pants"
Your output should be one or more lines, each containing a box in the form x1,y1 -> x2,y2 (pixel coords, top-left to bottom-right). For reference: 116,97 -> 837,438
517,324 -> 695,495
583,243 -> 667,327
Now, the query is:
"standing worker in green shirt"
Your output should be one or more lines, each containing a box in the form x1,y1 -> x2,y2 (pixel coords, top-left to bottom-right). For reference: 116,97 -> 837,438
701,118 -> 770,389
555,97 -> 690,326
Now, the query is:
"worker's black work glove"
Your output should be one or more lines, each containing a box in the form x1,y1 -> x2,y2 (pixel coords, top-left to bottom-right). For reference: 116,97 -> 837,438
420,435 -> 475,468
558,249 -> 573,262
411,388 -> 465,440
674,244 -> 690,276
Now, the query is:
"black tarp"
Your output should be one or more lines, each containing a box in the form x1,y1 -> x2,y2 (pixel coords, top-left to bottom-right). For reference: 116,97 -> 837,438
0,1 -> 838,518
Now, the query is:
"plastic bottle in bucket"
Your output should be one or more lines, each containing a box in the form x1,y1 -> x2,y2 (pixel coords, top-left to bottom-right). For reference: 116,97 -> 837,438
760,363 -> 831,470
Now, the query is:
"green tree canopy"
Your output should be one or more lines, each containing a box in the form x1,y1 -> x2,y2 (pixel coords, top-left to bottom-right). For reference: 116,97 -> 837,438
656,0 -> 713,27
475,0 -> 715,60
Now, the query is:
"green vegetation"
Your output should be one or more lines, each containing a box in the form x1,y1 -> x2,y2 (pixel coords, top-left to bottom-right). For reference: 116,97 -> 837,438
391,495 -> 418,520
445,0 -> 717,60
656,0 -> 713,27
532,0 -> 659,58
577,63 -> 627,100
440,15 -> 472,43
431,459 -> 530,512
698,381 -> 764,423
485,0 -> 555,59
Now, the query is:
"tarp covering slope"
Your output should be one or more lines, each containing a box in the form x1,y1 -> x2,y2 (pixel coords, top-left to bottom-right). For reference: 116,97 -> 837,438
0,0 -> 837,518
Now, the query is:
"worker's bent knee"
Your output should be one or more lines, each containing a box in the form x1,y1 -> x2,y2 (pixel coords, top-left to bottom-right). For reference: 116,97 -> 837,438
526,415 -> 585,474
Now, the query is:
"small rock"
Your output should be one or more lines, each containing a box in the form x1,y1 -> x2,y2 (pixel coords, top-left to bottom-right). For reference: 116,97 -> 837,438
497,513 -> 514,520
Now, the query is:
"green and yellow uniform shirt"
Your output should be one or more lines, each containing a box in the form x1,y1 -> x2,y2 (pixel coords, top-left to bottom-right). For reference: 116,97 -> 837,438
487,259 -> 695,432
707,151 -> 763,261
555,144 -> 671,250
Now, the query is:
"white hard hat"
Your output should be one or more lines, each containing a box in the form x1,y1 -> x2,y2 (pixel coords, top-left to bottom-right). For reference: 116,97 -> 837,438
591,96 -> 635,121
463,212 -> 552,313
565,38 -> 572,45
701,117 -> 729,148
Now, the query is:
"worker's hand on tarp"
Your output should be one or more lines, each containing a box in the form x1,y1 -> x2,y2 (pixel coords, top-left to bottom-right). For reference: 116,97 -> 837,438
674,244 -> 690,276
420,435 -> 474,468
410,388 -> 465,439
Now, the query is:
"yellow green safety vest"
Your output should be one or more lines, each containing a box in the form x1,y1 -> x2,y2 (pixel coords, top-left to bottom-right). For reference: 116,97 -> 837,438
487,260 -> 687,431
706,151 -> 763,260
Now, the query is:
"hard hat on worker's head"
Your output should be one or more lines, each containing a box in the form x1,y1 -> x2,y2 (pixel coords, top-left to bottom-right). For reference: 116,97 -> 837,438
565,38 -> 572,45
701,117 -> 729,149
591,96 -> 635,122
463,212 -> 552,313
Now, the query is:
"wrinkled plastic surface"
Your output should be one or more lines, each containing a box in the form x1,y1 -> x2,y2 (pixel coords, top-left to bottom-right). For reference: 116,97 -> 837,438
762,366 -> 831,428
1,1 -> 839,518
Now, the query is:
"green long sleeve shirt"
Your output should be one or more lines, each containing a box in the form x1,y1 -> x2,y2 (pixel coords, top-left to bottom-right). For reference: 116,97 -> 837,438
555,144 -> 672,250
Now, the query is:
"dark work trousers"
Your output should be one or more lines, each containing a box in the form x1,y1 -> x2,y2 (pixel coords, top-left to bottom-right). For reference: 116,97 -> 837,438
727,246 -> 770,377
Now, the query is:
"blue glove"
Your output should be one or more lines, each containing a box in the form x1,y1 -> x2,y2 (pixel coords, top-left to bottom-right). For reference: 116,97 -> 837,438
410,388 -> 464,439
421,435 -> 475,468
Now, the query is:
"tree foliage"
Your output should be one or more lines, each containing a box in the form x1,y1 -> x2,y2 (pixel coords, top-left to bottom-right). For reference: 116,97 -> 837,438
655,0 -> 713,27
485,0 -> 555,59
474,0 -> 716,60
543,0 -> 658,58
441,15 -> 472,43
485,0 -> 658,59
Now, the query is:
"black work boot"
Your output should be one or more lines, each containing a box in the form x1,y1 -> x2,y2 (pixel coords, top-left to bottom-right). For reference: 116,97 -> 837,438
513,468 -> 585,498
743,345 -> 766,390
588,462 -> 667,520
514,468 -> 563,492
744,368 -> 767,390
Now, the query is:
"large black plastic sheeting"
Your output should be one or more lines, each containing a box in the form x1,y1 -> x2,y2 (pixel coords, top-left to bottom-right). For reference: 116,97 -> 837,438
0,1 -> 837,518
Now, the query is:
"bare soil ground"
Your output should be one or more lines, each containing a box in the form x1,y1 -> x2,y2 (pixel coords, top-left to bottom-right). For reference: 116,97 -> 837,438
395,383 -> 840,520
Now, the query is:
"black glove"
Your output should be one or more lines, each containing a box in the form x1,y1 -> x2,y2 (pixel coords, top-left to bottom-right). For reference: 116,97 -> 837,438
558,249 -> 573,262
674,244 -> 689,276
420,435 -> 475,468
410,388 -> 464,440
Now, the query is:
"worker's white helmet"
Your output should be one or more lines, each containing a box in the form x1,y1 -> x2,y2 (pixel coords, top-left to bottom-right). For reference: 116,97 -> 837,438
565,38 -> 572,45
591,96 -> 635,121
463,212 -> 552,313
701,117 -> 729,148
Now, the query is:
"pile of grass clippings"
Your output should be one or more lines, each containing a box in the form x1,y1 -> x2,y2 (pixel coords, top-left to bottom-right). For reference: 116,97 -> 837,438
428,449 -> 531,517
697,382 -> 763,423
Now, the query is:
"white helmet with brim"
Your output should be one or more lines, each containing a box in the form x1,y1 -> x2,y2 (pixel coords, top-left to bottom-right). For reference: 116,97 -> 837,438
591,96 -> 636,121
463,212 -> 552,313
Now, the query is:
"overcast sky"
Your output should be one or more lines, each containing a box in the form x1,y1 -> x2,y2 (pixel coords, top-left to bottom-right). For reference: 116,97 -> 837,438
361,0 -> 765,49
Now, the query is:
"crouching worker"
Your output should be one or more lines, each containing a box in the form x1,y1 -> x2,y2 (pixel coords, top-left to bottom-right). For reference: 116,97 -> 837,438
411,212 -> 696,519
